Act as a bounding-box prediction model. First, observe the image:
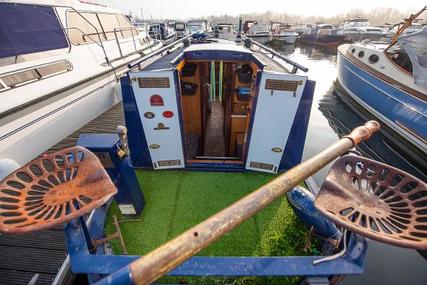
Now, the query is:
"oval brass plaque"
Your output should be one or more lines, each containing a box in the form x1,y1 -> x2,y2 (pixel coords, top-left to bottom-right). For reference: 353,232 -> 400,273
149,144 -> 160,149
271,147 -> 283,153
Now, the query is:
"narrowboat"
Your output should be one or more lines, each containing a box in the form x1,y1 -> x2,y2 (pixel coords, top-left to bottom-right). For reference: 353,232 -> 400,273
0,0 -> 162,179
337,7 -> 427,157
1,15 -> 426,285
122,32 -> 314,173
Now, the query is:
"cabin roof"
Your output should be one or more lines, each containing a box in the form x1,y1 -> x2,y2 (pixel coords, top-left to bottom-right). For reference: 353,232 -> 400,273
141,33 -> 289,73
184,41 -> 252,54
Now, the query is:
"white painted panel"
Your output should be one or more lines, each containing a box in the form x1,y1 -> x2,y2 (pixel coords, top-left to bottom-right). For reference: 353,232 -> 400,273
130,69 -> 184,169
245,71 -> 307,173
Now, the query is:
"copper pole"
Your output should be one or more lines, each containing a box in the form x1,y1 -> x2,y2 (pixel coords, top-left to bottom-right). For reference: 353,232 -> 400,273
127,121 -> 380,285
385,6 -> 426,53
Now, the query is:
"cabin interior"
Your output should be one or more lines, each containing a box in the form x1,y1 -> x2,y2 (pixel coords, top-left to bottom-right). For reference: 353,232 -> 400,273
177,60 -> 260,164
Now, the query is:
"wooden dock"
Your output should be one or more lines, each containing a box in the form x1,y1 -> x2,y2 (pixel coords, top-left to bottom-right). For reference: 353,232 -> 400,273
0,103 -> 125,284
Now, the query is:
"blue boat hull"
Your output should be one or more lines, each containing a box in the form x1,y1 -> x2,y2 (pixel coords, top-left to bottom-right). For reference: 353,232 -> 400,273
337,49 -> 427,153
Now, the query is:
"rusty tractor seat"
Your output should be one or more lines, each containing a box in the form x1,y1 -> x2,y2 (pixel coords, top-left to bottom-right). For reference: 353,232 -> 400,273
0,147 -> 117,234
316,154 -> 427,250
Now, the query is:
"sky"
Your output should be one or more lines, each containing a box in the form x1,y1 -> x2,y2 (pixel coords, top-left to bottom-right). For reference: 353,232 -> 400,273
103,0 -> 426,19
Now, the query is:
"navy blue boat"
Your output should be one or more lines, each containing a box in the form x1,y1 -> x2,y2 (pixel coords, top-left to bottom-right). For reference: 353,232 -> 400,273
337,12 -> 427,156
300,24 -> 346,48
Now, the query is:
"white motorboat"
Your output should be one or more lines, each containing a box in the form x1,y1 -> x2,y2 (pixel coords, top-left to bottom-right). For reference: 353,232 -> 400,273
243,21 -> 273,44
337,18 -> 388,42
269,23 -> 299,44
0,0 -> 163,178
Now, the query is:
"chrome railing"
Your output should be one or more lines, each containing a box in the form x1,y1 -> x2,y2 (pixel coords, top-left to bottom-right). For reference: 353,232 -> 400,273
241,35 -> 308,73
128,35 -> 192,69
113,27 -> 138,57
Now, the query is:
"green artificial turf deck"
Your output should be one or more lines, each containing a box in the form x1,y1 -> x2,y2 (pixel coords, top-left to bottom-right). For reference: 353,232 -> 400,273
106,170 -> 316,259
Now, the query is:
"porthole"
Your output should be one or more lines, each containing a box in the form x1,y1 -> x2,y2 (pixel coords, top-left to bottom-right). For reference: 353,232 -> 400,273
351,48 -> 356,53
369,54 -> 379,64
358,51 -> 365,58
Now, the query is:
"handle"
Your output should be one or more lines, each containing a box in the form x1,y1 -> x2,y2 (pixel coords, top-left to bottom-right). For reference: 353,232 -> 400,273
95,121 -> 381,285
344,120 -> 380,145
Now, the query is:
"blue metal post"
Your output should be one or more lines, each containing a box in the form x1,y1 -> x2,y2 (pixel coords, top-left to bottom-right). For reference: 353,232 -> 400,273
77,133 -> 145,215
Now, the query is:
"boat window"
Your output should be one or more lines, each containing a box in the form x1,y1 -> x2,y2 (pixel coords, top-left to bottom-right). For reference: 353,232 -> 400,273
2,69 -> 41,88
0,60 -> 72,91
67,11 -> 104,44
98,13 -> 122,40
36,61 -> 73,77
386,44 -> 413,74
175,23 -> 185,30
369,54 -> 379,64
115,14 -> 138,38
358,51 -> 365,58
0,3 -> 69,59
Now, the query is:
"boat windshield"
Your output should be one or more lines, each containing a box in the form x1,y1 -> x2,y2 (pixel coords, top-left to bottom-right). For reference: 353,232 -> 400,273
397,26 -> 427,89
175,23 -> 185,30
346,20 -> 371,27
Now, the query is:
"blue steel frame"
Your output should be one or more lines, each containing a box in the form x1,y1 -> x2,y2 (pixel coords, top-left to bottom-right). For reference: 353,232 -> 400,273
64,201 -> 367,284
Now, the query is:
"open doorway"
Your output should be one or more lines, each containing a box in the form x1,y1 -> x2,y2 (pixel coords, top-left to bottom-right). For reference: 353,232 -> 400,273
179,60 -> 256,163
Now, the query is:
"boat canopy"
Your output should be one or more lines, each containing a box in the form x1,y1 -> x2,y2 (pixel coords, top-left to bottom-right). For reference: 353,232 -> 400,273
0,3 -> 68,58
398,26 -> 427,90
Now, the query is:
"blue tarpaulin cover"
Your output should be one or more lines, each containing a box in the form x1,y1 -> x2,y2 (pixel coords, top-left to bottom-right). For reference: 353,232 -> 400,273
398,26 -> 427,91
0,3 -> 69,58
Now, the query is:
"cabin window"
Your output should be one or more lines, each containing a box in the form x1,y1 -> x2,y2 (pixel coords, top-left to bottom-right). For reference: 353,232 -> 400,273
98,13 -> 122,40
358,51 -> 365,58
386,44 -> 414,74
116,14 -> 138,38
369,54 -> 379,64
0,3 -> 69,59
0,60 -> 72,91
67,12 -> 137,44
67,11 -> 104,44
2,69 -> 40,87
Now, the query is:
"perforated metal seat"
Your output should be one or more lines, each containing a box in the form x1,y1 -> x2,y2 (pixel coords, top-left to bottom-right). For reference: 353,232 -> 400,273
0,147 -> 117,234
315,155 -> 427,250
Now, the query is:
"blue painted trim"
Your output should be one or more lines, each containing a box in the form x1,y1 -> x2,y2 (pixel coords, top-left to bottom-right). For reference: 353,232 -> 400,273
171,53 -> 185,66
65,197 -> 366,283
185,49 -> 252,62
121,75 -> 153,168
69,241 -> 366,276
185,162 -> 245,172
279,79 -> 316,171
249,54 -> 266,70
